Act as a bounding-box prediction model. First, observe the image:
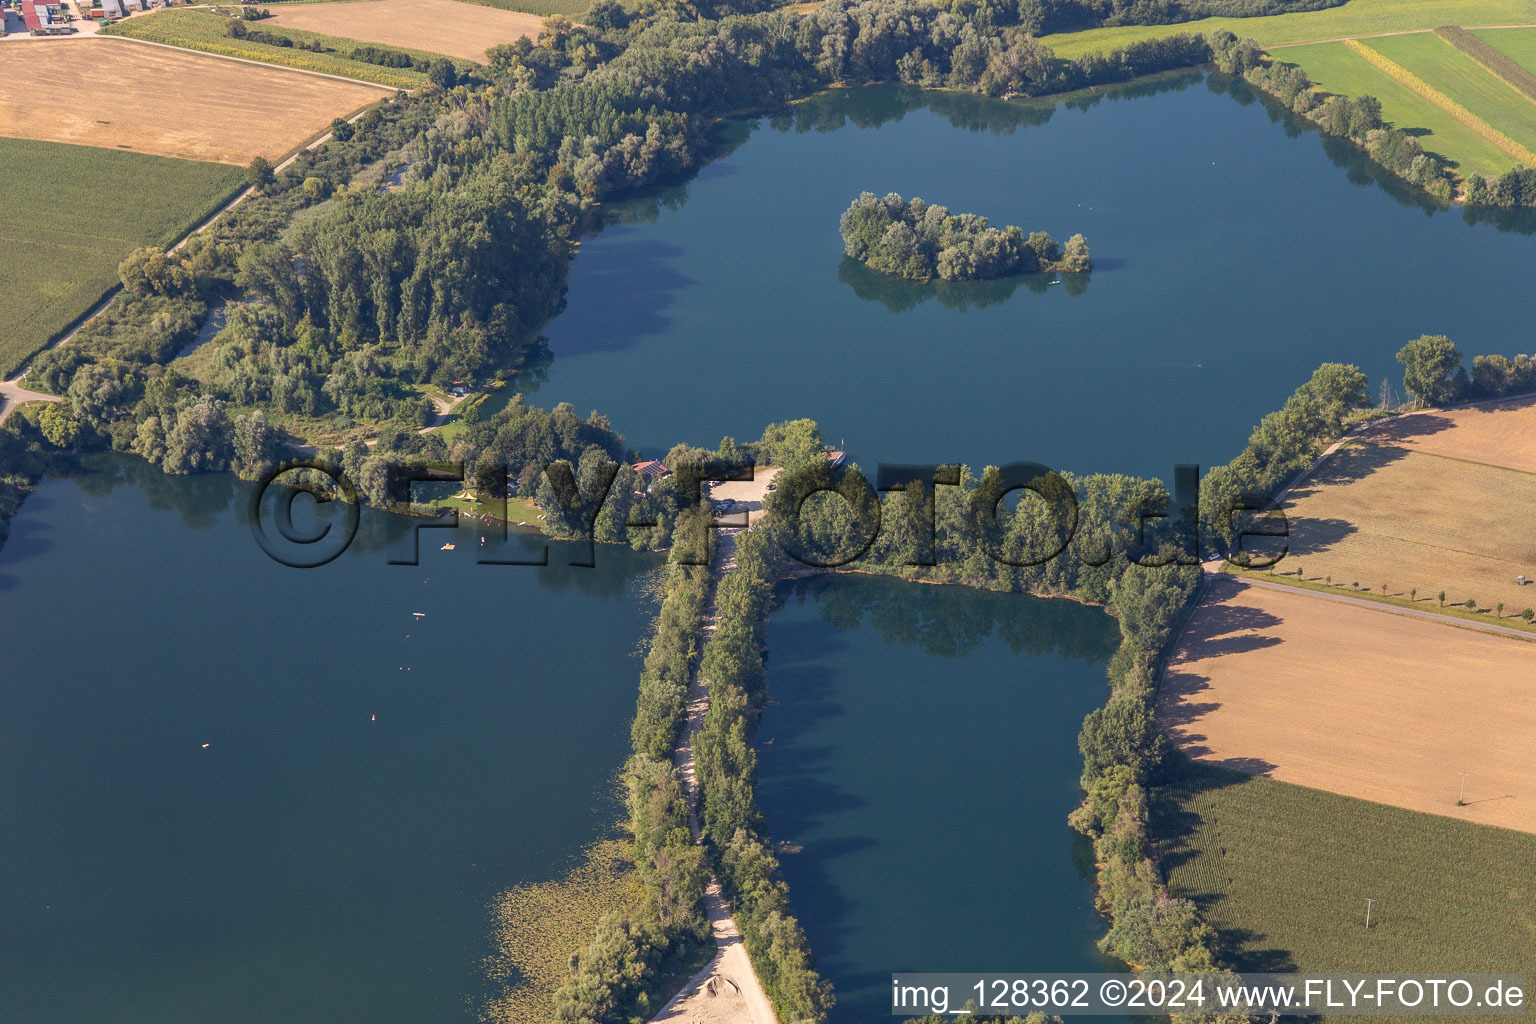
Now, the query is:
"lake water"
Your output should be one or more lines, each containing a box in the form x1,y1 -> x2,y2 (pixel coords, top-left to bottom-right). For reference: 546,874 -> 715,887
755,575 -> 1125,1021
0,457 -> 661,1024
12,70 -> 1536,1024
538,75 -> 1536,480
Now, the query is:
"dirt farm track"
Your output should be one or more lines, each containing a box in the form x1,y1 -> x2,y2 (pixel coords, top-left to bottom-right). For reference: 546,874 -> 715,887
266,0 -> 546,63
1159,575 -> 1536,835
0,37 -> 389,165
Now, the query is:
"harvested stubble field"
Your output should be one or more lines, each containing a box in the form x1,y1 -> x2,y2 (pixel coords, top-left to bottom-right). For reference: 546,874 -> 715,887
1274,434 -> 1536,618
1154,760 -> 1536,990
1158,575 -> 1536,834
0,37 -> 389,165
0,138 -> 245,377
266,0 -> 545,63
1354,393 -> 1536,472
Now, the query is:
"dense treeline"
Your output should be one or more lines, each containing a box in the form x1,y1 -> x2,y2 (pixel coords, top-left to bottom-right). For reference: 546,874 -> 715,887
1395,333 -> 1536,407
630,561 -> 710,760
554,541 -> 715,1022
841,192 -> 1090,280
932,0 -> 1341,36
1215,30 -> 1536,207
692,526 -> 835,1022
0,415 -> 51,552
1197,361 -> 1372,553
1210,33 -> 1457,201
18,1 -> 1232,498
1199,340 -> 1536,555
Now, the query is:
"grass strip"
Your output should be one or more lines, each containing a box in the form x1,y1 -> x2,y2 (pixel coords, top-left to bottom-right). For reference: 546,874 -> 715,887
1435,24 -> 1536,103
1345,37 -> 1536,165
1221,564 -> 1536,636
105,10 -> 427,88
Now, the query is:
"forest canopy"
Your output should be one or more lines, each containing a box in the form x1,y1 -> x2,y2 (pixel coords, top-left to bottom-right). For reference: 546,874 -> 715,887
840,192 -> 1091,281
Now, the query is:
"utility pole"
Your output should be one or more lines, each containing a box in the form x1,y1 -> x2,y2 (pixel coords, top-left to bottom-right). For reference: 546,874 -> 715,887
1365,897 -> 1375,929
1458,771 -> 1472,806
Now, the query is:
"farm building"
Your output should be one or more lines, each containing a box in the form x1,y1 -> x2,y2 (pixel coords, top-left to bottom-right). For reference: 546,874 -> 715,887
21,0 -> 72,34
631,461 -> 671,489
99,0 -> 126,18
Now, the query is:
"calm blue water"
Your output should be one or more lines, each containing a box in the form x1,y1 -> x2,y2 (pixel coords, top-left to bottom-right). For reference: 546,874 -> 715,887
11,70 -> 1536,1024
755,575 -> 1125,1021
537,76 -> 1536,480
0,458 -> 660,1024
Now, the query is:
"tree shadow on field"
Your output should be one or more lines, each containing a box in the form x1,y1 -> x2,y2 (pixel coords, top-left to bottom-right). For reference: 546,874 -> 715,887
1273,515 -> 1357,562
1335,415 -> 1455,465
1150,757 -> 1298,972
1156,579 -> 1284,757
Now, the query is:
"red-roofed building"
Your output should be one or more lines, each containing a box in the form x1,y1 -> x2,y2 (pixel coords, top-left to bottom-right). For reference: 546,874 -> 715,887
631,460 -> 671,489
21,0 -> 72,34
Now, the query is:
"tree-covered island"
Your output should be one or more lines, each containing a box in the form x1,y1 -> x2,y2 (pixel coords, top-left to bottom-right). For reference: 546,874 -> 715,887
840,191 -> 1091,282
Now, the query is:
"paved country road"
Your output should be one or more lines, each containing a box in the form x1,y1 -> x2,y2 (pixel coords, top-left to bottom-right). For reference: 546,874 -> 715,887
1204,564 -> 1536,643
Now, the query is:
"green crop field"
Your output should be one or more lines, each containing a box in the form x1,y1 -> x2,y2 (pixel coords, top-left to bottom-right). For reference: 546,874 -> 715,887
103,10 -> 467,88
1281,41 -> 1524,175
1475,26 -> 1536,80
1365,32 -> 1536,149
1155,761 -> 1536,985
273,0 -> 588,16
0,139 -> 244,378
457,0 -> 589,16
1041,0 -> 1536,60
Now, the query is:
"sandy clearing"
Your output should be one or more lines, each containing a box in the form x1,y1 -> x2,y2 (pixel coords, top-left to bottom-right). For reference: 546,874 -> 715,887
265,0 -> 544,63
1356,393 -> 1536,473
708,466 -> 781,528
0,37 -> 387,164
1159,575 -> 1536,835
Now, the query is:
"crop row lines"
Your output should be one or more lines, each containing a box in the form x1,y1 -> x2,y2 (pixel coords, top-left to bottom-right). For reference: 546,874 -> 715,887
1433,25 -> 1536,106
1343,37 -> 1536,167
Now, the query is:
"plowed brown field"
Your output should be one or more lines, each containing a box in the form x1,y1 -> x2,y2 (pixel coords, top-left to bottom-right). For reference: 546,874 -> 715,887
0,38 -> 387,164
1356,393 -> 1536,473
266,0 -> 545,62
1159,575 -> 1536,834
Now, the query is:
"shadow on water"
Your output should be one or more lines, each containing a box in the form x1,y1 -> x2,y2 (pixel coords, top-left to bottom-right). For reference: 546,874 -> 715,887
836,256 -> 1090,313
771,72 -> 1208,138
544,234 -> 696,356
1206,72 -> 1536,233
750,616 -> 870,978
30,453 -> 661,598
758,574 -> 1128,1021
779,571 -> 1120,662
